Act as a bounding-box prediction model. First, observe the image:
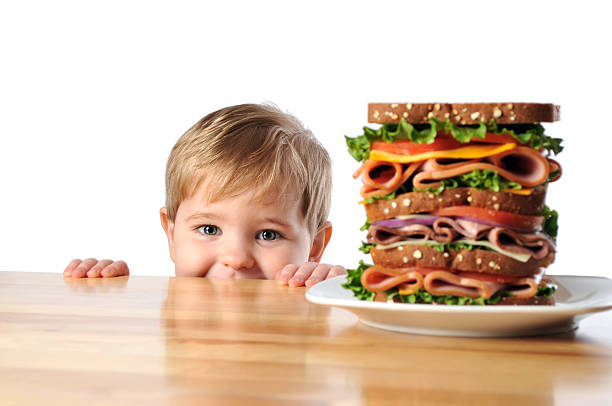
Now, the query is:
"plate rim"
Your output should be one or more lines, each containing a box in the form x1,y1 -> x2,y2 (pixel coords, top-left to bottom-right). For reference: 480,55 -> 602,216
306,274 -> 612,315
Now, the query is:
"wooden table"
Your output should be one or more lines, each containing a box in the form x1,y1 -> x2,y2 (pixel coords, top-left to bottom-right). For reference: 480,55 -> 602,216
1,271 -> 612,405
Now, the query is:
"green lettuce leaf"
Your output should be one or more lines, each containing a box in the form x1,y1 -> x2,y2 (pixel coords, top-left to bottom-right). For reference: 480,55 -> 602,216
446,169 -> 522,192
413,169 -> 522,195
392,288 -> 512,305
345,118 -> 564,162
537,283 -> 557,298
359,241 -> 373,254
363,191 -> 396,204
342,260 -> 375,301
425,241 -> 485,253
541,206 -> 559,241
486,121 -> 564,156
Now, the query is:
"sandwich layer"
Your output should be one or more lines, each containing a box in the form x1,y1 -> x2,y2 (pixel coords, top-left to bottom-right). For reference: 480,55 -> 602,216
370,245 -> 554,276
360,264 -> 554,303
386,293 -> 555,305
365,187 -> 547,222
368,103 -> 560,124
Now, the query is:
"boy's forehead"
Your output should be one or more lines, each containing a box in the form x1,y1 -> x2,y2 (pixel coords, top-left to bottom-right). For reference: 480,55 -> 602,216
192,173 -> 302,210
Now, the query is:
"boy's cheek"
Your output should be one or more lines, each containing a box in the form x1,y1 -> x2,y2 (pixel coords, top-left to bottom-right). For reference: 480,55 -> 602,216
173,247 -> 212,277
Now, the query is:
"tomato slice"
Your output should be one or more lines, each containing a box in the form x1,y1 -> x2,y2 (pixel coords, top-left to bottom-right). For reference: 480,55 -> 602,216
371,131 -> 522,156
371,137 -> 462,155
431,206 -> 544,231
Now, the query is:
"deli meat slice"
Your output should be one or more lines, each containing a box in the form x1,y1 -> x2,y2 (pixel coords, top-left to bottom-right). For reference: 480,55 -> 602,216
368,218 -> 492,245
362,266 -> 541,300
487,146 -> 550,186
357,160 -> 421,198
432,218 -> 493,242
455,219 -> 493,240
368,224 -> 436,245
361,266 -> 423,294
505,277 -> 538,299
423,270 -> 504,299
413,147 -> 550,190
488,228 -> 555,260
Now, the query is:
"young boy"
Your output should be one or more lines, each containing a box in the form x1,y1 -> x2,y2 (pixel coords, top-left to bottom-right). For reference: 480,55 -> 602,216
64,103 -> 345,287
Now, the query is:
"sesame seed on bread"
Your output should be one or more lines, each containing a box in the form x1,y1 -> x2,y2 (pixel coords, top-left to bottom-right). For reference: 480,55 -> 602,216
368,102 -> 560,125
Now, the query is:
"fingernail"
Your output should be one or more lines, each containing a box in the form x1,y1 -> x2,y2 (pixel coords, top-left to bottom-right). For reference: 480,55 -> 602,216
306,278 -> 319,287
288,279 -> 304,287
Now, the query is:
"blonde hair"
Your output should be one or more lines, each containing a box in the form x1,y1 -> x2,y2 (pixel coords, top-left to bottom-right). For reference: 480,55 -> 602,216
165,103 -> 332,237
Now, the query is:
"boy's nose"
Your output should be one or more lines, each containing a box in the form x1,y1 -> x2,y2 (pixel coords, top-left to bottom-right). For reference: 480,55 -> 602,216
218,244 -> 256,271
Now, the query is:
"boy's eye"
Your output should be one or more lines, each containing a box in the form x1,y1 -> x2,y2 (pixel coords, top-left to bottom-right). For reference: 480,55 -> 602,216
198,225 -> 220,236
257,229 -> 281,241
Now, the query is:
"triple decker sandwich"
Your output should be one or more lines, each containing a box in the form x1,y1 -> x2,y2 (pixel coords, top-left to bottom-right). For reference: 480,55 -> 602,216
344,103 -> 562,305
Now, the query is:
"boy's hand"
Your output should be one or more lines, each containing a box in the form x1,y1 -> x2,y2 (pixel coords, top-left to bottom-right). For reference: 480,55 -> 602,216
275,262 -> 346,287
63,258 -> 129,278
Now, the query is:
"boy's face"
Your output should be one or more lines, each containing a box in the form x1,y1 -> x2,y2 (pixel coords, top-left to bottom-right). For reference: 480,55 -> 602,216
161,180 -> 317,279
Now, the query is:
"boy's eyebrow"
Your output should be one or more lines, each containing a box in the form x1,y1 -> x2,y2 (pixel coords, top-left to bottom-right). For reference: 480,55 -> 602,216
185,212 -> 222,222
261,217 -> 291,228
185,213 -> 291,227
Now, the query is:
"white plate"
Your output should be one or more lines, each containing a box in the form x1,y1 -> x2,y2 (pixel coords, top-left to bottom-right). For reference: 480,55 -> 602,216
306,275 -> 612,337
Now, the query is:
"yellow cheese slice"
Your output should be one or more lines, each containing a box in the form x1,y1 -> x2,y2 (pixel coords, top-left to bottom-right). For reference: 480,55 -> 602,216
369,143 -> 516,163
502,188 -> 533,195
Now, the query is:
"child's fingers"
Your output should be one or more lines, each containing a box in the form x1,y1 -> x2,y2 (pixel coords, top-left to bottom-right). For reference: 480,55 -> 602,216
63,259 -> 82,276
303,265 -> 346,287
275,264 -> 299,285
67,258 -> 99,278
304,264 -> 334,287
325,265 -> 346,279
287,262 -> 318,287
101,260 -> 129,278
86,259 -> 114,278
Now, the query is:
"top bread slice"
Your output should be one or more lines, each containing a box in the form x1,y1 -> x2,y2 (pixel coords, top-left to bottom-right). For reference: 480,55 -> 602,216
368,103 -> 560,125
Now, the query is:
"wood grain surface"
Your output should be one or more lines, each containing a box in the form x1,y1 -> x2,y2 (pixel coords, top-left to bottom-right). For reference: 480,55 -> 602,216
1,271 -> 612,405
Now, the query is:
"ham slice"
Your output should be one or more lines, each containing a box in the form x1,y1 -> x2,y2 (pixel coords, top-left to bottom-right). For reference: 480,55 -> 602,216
361,266 -> 541,300
368,218 -> 492,245
358,160 -> 421,198
504,277 -> 538,299
548,158 -> 562,182
361,160 -> 403,190
368,224 -> 435,245
455,219 -> 493,240
361,266 -> 424,293
423,270 -> 504,299
488,228 -> 555,260
413,146 -> 550,189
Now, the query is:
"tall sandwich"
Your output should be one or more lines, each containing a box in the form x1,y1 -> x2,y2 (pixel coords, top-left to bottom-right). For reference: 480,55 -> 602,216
344,103 -> 562,305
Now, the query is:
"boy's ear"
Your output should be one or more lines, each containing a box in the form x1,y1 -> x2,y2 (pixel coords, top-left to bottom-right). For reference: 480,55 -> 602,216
160,207 -> 176,262
308,221 -> 333,263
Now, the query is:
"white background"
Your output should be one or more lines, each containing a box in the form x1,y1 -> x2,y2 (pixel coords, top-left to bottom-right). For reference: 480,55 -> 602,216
1,1 -> 610,278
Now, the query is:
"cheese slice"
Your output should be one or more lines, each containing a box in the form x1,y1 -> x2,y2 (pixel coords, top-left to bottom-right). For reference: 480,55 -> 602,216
370,143 -> 516,163
502,188 -> 533,195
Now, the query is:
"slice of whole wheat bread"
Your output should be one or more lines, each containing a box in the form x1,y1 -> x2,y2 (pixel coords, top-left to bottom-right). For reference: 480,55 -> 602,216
364,187 -> 547,222
370,244 -> 554,276
368,102 -> 560,125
